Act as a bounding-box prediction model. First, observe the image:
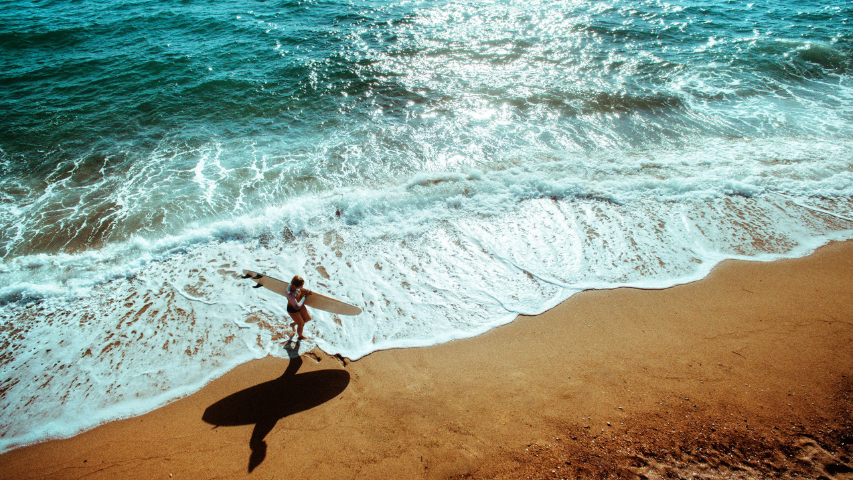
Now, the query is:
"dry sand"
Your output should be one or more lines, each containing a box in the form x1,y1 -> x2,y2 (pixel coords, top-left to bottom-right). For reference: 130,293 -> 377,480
2,240 -> 852,479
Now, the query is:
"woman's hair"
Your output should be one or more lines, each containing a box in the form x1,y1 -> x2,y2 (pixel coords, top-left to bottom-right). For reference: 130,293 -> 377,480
290,275 -> 305,288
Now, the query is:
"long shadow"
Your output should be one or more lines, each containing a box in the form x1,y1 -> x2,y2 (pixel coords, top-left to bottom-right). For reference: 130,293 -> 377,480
202,342 -> 350,472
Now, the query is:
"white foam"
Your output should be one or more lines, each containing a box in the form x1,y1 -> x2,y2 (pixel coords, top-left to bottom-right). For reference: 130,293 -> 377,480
3,0 -> 853,453
1,135 -> 852,452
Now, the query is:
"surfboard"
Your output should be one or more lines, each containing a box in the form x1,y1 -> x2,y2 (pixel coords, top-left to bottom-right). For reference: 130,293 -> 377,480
242,269 -> 362,316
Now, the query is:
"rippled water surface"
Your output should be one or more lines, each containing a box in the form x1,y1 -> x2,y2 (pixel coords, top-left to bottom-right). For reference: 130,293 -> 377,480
0,0 -> 851,451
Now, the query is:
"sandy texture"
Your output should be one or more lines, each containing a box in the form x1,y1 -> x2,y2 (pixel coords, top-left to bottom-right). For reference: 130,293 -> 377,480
2,241 -> 853,479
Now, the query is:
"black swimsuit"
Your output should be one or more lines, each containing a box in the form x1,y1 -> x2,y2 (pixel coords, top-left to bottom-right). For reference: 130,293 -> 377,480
286,287 -> 305,313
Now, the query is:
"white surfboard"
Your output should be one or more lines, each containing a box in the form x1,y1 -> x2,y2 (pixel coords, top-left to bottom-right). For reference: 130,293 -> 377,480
242,269 -> 362,316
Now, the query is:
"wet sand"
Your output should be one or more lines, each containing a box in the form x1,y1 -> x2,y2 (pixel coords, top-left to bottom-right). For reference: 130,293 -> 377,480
1,240 -> 852,479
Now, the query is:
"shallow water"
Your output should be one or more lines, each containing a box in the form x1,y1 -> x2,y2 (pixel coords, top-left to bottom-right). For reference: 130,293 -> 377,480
0,0 -> 851,452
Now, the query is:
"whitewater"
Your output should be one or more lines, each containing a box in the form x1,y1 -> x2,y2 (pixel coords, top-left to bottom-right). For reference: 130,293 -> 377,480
0,0 -> 851,452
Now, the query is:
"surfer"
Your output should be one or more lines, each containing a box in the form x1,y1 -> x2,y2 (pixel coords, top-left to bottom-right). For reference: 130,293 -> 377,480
285,276 -> 313,340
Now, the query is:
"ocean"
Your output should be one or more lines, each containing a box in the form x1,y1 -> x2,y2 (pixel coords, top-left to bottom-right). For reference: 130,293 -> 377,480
0,0 -> 851,452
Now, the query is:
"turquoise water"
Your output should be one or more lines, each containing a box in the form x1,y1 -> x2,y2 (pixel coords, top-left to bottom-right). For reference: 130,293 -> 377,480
0,0 -> 851,451
3,0 -> 851,255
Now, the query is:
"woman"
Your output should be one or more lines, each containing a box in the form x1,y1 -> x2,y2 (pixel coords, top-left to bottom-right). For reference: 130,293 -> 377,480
285,275 -> 313,340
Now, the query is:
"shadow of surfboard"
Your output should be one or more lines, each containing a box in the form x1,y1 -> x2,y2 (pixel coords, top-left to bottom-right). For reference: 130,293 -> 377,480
202,344 -> 350,472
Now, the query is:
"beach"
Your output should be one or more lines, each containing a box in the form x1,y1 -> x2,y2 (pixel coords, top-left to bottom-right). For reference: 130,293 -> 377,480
1,239 -> 850,479
3,0 -> 853,462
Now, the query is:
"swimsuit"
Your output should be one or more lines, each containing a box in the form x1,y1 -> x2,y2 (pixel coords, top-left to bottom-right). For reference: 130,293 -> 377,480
285,287 -> 306,313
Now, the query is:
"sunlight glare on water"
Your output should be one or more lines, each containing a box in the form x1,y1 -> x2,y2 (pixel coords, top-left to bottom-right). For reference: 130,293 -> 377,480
0,0 -> 851,452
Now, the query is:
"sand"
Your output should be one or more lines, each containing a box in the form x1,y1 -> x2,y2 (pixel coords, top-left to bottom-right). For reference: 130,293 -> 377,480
1,240 -> 852,479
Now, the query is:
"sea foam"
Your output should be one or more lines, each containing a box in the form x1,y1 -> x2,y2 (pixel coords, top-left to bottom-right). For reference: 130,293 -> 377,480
1,0 -> 852,456
1,136 -> 852,452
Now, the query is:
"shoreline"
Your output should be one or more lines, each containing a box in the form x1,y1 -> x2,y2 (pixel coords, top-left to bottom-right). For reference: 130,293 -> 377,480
1,240 -> 852,478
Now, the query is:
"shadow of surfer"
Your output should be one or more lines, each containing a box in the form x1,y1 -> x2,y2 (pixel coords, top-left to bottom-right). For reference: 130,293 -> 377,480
201,341 -> 350,472
246,343 -> 302,471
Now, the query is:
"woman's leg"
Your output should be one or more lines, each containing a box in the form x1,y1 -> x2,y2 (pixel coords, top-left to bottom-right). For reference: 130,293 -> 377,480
287,311 -> 303,337
288,308 -> 312,339
297,308 -> 312,338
